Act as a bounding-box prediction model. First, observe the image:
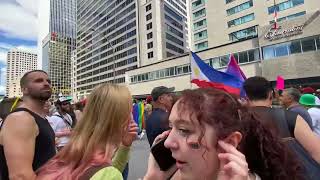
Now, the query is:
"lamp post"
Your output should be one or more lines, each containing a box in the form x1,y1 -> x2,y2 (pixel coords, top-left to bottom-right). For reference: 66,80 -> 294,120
88,28 -> 116,82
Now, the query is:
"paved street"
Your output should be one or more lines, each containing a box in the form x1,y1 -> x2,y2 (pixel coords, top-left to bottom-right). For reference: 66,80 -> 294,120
128,135 -> 150,180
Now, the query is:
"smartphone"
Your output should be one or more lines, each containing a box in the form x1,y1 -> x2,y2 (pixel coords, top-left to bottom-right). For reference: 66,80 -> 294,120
151,138 -> 176,171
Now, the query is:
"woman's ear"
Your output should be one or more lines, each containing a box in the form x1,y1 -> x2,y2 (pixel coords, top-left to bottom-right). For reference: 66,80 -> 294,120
222,131 -> 242,148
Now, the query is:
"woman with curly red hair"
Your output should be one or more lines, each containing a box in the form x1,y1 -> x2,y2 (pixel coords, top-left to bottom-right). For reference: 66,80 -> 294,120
145,88 -> 303,180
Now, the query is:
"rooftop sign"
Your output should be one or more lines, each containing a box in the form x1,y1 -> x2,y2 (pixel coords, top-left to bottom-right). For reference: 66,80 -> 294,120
264,25 -> 304,41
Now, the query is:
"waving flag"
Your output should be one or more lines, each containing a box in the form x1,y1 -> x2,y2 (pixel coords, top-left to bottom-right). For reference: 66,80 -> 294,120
133,102 -> 145,131
226,54 -> 246,82
191,52 -> 243,95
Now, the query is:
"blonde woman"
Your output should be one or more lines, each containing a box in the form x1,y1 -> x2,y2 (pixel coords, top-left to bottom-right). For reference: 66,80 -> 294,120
37,84 -> 138,179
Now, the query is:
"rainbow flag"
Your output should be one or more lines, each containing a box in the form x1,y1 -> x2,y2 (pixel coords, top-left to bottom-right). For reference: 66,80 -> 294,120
132,102 -> 145,131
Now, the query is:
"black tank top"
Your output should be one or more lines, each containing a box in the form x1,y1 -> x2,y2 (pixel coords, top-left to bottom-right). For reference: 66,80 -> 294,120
0,108 -> 56,180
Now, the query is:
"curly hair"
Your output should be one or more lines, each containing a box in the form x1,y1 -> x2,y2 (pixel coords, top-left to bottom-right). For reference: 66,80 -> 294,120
177,88 -> 304,180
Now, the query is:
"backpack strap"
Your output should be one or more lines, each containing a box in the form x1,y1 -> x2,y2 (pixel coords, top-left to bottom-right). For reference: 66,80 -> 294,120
53,113 -> 72,128
79,163 -> 111,180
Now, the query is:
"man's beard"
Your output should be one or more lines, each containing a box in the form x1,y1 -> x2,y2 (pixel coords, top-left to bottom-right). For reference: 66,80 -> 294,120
30,91 -> 52,101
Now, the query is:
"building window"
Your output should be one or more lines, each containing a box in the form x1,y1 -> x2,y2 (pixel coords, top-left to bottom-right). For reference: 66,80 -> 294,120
166,24 -> 183,38
227,0 -> 253,15
192,0 -> 205,9
229,26 -> 257,41
195,41 -> 208,50
146,4 -> 151,12
226,0 -> 236,4
164,5 -> 183,21
227,13 -> 255,27
262,36 -> 319,60
166,33 -> 184,46
147,42 -> 153,49
268,0 -> 304,14
147,32 -> 153,39
146,13 -> 152,21
301,37 -> 316,52
193,8 -> 206,19
148,52 -> 154,59
167,52 -> 175,57
194,30 -> 208,41
194,19 -> 207,30
270,11 -> 306,24
166,42 -> 184,54
147,23 -> 152,30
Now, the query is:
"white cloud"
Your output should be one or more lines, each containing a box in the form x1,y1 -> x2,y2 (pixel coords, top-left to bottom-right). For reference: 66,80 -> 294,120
0,0 -> 38,41
0,67 -> 6,95
0,51 -> 7,64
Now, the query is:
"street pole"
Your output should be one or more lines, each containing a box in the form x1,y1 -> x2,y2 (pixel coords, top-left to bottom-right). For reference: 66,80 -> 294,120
105,38 -> 115,82
89,29 -> 115,83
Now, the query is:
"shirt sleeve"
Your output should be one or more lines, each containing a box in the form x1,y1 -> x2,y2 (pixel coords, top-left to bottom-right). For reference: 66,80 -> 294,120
112,145 -> 130,173
90,166 -> 123,180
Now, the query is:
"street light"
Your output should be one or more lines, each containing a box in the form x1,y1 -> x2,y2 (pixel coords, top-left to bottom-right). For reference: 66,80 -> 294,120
88,28 -> 116,82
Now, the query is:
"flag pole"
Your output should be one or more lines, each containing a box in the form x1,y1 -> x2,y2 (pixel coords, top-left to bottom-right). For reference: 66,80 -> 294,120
273,0 -> 278,29
189,51 -> 192,89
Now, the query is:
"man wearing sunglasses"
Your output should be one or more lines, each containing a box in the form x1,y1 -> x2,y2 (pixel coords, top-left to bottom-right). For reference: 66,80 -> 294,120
48,97 -> 73,151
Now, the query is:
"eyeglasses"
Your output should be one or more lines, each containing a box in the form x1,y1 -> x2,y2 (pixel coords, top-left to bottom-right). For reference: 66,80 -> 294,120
61,102 -> 70,106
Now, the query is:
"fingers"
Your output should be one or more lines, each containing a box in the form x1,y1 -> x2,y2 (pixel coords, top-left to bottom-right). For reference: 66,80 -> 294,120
218,153 -> 247,167
218,141 -> 248,177
218,141 -> 245,160
153,130 -> 170,146
223,161 -> 248,177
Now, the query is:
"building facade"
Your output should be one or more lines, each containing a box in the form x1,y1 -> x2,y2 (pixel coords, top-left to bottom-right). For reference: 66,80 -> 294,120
126,12 -> 320,96
71,50 -> 77,101
138,0 -> 190,66
42,0 -> 76,99
6,49 -> 38,97
76,0 -> 139,99
191,0 -> 319,51
75,0 -> 190,99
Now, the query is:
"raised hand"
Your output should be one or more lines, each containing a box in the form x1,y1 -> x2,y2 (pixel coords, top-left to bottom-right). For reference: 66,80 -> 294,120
144,131 -> 177,180
122,118 -> 139,147
217,141 -> 249,180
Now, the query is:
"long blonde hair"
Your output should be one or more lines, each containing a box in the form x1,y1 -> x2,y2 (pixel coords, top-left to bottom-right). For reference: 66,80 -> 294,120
37,84 -> 132,179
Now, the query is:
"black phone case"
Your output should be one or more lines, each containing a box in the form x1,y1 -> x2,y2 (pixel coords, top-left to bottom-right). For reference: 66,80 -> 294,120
151,138 -> 176,171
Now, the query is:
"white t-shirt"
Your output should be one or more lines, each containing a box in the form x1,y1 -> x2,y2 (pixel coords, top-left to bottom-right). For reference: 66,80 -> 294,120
308,107 -> 320,136
48,112 -> 73,147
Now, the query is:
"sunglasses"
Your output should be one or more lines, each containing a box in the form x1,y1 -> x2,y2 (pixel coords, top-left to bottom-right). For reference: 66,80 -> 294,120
61,102 -> 70,106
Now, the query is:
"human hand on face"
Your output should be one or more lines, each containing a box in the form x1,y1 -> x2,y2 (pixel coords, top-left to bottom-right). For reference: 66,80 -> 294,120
122,118 -> 138,147
217,141 -> 249,180
144,131 -> 177,180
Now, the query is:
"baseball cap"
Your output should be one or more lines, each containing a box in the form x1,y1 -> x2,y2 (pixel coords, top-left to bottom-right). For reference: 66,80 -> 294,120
302,87 -> 315,94
56,97 -> 70,105
151,86 -> 175,101
299,94 -> 318,106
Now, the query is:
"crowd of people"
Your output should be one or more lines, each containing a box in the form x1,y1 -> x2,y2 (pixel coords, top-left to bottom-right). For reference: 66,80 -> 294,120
0,69 -> 319,180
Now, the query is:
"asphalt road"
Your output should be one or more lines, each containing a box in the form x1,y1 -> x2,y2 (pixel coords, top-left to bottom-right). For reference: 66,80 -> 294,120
128,135 -> 150,180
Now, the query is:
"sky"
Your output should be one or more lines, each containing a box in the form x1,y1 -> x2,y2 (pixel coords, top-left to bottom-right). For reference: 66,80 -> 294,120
0,0 -> 40,95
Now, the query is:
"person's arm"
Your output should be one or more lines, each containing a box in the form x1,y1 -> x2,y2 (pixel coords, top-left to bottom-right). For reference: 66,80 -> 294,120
2,112 -> 38,180
112,145 -> 130,172
55,130 -> 72,137
294,115 -> 320,163
50,117 -> 72,137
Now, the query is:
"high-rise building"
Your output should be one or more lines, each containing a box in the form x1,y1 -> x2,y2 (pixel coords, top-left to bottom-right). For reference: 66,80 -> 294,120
71,50 -> 77,101
76,0 -> 190,99
6,49 -> 38,97
76,0 -> 139,98
42,0 -> 76,99
138,0 -> 190,66
191,0 -> 319,51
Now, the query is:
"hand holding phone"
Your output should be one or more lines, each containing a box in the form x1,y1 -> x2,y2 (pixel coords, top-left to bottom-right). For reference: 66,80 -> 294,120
151,137 -> 176,171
